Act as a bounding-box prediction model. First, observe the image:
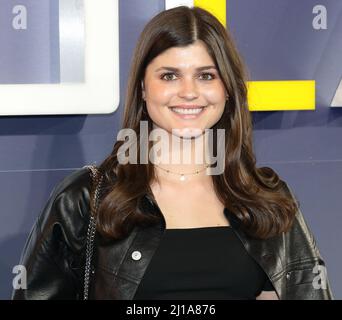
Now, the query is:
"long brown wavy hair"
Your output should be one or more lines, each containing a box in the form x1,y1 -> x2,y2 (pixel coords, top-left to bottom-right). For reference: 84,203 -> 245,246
97,6 -> 298,240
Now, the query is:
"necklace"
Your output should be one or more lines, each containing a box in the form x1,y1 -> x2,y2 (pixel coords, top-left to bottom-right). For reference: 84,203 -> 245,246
154,164 -> 210,181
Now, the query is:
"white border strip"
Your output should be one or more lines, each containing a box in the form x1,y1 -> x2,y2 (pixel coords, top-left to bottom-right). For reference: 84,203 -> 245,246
331,78 -> 342,107
59,0 -> 85,83
165,0 -> 194,10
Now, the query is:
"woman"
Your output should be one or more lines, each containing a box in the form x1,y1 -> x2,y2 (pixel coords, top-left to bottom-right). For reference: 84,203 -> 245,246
12,6 -> 333,300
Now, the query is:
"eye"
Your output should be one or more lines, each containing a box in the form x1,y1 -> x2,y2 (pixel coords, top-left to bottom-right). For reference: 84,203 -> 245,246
199,73 -> 216,80
160,73 -> 177,81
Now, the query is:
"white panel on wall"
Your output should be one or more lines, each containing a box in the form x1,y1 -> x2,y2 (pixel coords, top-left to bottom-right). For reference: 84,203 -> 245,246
0,0 -> 119,116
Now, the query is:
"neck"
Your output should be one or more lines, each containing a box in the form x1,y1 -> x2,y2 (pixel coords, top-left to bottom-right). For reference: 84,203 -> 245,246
149,126 -> 213,183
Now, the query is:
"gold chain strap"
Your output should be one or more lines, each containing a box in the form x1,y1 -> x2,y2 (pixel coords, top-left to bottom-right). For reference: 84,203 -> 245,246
83,165 -> 103,300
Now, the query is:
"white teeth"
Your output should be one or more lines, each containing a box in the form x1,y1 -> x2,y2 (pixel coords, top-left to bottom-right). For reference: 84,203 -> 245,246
171,107 -> 204,115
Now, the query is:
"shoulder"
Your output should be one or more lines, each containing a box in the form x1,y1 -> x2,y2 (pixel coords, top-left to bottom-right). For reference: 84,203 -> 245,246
37,166 -> 94,252
257,178 -> 322,263
48,166 -> 93,201
42,166 -> 93,220
278,181 -> 323,262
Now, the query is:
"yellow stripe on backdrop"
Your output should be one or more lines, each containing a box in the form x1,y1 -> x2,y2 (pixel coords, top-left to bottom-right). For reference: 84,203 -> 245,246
247,81 -> 316,111
165,0 -> 226,26
194,0 -> 226,27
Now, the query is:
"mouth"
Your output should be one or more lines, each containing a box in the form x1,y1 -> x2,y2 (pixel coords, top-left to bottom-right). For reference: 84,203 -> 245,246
169,106 -> 207,116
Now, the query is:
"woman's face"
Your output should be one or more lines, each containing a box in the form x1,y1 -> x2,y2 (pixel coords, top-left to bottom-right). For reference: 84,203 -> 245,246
142,40 -> 227,138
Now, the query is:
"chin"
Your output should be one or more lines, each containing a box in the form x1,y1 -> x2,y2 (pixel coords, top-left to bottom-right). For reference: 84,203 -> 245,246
171,127 -> 205,139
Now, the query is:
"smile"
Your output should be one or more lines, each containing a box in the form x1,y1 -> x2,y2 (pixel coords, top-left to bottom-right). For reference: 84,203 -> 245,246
171,107 -> 204,115
168,106 -> 207,120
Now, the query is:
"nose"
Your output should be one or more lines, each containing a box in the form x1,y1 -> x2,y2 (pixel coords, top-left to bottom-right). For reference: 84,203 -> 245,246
178,78 -> 199,100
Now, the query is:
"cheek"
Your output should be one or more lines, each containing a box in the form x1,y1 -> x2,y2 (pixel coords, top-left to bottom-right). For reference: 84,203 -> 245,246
146,80 -> 175,103
202,86 -> 226,104
145,84 -> 170,120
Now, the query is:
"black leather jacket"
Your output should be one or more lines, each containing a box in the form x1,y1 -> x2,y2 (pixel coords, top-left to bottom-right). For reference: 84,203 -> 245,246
12,167 -> 334,300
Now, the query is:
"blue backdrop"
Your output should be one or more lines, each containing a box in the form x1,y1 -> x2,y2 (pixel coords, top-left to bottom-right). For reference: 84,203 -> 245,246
0,0 -> 341,299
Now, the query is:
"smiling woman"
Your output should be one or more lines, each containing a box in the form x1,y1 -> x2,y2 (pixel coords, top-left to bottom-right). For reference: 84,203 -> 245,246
12,6 -> 333,300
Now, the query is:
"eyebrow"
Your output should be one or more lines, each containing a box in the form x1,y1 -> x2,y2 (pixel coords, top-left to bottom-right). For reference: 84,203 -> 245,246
155,66 -> 217,72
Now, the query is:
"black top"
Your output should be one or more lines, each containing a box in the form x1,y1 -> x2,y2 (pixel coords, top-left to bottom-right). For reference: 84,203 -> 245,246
133,226 -> 275,300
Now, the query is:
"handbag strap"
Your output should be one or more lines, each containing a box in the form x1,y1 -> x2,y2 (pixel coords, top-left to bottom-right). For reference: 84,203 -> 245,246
83,165 -> 103,300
